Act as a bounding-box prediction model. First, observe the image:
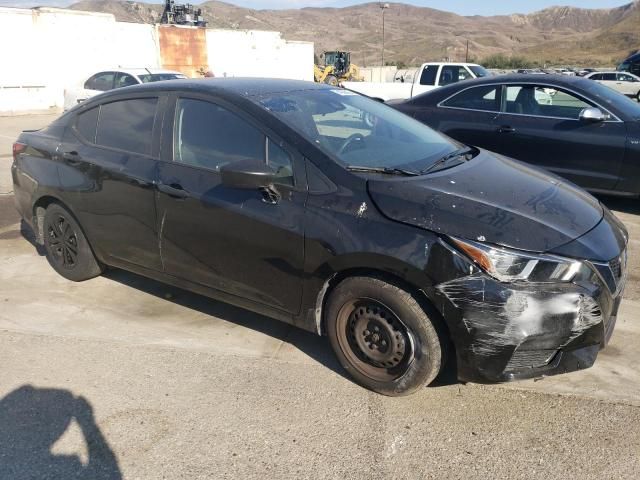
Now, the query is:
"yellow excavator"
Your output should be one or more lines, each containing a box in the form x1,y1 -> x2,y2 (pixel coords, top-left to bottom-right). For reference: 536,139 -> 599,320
314,51 -> 363,85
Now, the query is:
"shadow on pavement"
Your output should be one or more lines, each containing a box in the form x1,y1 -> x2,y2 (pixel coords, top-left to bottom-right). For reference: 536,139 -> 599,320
103,268 -> 459,387
0,385 -> 121,480
102,267 -> 352,380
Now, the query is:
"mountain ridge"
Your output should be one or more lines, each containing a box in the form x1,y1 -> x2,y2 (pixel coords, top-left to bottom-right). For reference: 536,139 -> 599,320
68,0 -> 640,66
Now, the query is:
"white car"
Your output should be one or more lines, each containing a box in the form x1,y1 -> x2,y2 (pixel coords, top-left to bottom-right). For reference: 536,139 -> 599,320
64,68 -> 187,110
342,62 -> 490,102
585,71 -> 640,101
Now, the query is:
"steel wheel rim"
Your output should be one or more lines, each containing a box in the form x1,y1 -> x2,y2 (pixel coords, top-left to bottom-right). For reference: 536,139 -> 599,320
47,214 -> 79,270
336,298 -> 415,382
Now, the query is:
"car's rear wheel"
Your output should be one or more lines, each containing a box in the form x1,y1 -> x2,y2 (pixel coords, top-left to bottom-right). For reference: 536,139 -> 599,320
326,276 -> 444,396
636,90 -> 640,102
43,204 -> 103,281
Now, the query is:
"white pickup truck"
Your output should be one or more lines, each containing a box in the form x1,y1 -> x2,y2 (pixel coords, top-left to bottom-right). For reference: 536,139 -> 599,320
343,62 -> 490,102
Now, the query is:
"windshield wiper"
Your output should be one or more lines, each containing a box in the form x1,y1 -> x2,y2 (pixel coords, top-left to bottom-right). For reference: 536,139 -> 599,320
421,147 -> 476,175
346,165 -> 420,176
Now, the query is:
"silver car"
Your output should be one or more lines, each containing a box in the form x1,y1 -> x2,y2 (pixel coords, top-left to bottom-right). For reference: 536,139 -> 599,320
586,71 -> 640,101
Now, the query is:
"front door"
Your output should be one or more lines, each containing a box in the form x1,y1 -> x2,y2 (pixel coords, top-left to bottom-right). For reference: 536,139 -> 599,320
493,84 -> 626,191
156,95 -> 307,314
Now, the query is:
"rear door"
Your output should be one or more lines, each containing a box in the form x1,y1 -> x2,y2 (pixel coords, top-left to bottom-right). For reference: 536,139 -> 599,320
57,94 -> 163,270
156,94 -> 307,314
493,84 -> 626,190
416,84 -> 504,152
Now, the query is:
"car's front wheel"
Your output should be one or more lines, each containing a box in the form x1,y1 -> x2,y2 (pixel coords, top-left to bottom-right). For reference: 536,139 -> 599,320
43,203 -> 104,282
326,276 -> 444,396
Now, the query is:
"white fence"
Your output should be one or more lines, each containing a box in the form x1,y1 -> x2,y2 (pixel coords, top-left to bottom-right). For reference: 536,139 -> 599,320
0,7 -> 313,114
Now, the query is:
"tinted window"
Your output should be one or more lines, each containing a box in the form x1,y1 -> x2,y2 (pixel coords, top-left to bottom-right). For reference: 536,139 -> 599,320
602,73 -> 617,81
419,66 -> 438,86
505,86 -> 591,119
469,65 -> 490,78
85,72 -> 115,92
96,98 -> 157,155
439,66 -> 472,86
590,73 -> 602,80
115,73 -> 139,88
267,139 -> 294,186
618,73 -> 636,82
174,98 -> 264,171
75,106 -> 99,143
442,85 -> 500,111
138,73 -> 187,83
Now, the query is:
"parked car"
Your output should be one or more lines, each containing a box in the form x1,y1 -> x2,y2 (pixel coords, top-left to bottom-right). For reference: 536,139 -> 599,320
391,74 -> 640,196
618,51 -> 640,77
12,78 -> 627,396
63,68 -> 187,110
585,71 -> 640,101
577,68 -> 597,77
342,62 -> 490,102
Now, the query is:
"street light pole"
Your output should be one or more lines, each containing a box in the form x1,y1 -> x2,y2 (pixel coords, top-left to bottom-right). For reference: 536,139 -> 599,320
379,3 -> 389,67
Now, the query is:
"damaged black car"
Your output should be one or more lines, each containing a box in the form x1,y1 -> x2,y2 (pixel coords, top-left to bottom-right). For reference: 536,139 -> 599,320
12,79 -> 628,396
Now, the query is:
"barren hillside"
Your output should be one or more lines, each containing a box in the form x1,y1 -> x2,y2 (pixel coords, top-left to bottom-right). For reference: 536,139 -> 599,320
69,0 -> 640,66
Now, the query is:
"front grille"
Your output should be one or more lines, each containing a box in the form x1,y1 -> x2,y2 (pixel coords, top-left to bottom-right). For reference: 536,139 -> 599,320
505,349 -> 557,371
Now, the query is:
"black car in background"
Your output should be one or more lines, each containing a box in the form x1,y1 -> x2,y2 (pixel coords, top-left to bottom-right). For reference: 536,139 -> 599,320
391,74 -> 640,196
12,79 -> 627,396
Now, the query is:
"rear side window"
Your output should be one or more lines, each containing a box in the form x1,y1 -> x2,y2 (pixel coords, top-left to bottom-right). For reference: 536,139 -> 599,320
602,73 -> 617,81
442,85 -> 500,112
419,66 -> 438,86
590,73 -> 602,80
96,98 -> 158,155
84,72 -> 115,92
174,98 -> 264,171
75,107 -> 99,143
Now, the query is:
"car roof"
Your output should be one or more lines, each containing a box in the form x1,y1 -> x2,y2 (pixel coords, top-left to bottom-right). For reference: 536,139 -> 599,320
91,77 -> 333,99
424,62 -> 481,67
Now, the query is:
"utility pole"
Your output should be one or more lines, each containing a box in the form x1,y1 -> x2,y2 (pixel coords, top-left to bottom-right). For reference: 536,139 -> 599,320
465,39 -> 469,63
379,3 -> 389,67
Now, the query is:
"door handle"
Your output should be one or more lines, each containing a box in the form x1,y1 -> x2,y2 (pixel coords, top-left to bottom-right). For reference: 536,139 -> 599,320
62,151 -> 82,164
498,126 -> 516,134
157,182 -> 190,199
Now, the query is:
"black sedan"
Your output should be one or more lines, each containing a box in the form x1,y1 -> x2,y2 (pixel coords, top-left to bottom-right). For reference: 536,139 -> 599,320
391,74 -> 640,196
12,78 -> 627,395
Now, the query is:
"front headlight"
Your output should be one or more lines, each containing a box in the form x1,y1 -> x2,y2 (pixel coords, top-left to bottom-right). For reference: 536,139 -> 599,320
450,237 -> 590,283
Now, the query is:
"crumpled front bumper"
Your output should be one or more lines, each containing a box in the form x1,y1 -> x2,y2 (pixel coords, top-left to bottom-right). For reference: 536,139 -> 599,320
432,268 -> 624,384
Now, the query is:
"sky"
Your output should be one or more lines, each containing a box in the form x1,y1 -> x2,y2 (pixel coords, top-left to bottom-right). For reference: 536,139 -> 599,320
0,0 -> 633,15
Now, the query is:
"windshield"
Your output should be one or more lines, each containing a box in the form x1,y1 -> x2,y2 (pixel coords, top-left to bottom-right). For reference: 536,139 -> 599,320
581,78 -> 640,120
469,65 -> 490,78
255,89 -> 459,171
138,73 -> 187,83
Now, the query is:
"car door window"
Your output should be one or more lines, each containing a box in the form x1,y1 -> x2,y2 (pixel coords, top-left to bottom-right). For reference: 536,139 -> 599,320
590,74 -> 602,81
618,73 -> 635,82
267,139 -> 294,186
96,98 -> 158,155
174,98 -> 264,172
439,66 -> 472,86
504,86 -> 592,120
419,66 -> 438,86
442,85 -> 500,112
84,72 -> 115,92
115,73 -> 139,89
75,106 -> 99,143
602,73 -> 617,81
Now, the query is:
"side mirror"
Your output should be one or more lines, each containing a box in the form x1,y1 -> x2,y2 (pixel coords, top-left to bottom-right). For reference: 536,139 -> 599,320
220,159 -> 276,190
579,107 -> 607,123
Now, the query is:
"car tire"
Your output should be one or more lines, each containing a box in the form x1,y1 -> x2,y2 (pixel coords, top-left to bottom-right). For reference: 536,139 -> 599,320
325,276 -> 444,396
637,91 -> 640,102
43,203 -> 103,282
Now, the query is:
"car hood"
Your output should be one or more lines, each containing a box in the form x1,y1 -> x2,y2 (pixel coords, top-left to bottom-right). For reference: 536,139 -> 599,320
367,150 -> 604,253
